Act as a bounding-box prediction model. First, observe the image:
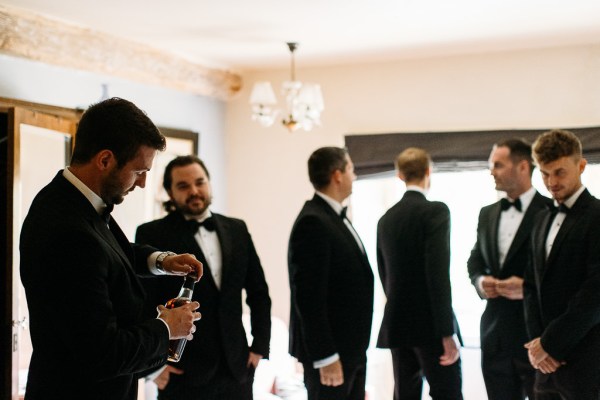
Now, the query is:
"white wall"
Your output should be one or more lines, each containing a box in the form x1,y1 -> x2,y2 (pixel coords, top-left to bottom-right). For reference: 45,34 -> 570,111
0,54 -> 228,216
225,43 -> 600,323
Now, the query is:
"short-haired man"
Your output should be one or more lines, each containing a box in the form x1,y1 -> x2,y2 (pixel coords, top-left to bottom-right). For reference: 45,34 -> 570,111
136,155 -> 271,400
19,98 -> 202,400
288,147 -> 374,400
377,147 -> 463,399
525,129 -> 600,399
468,139 -> 551,400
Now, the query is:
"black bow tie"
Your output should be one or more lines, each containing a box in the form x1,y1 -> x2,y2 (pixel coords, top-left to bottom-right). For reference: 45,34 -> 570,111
187,217 -> 216,233
500,197 -> 522,212
340,207 -> 348,220
553,203 -> 570,214
101,204 -> 114,224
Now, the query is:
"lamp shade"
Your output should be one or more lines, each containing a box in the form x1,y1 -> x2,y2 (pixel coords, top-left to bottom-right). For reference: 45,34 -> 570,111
298,83 -> 324,111
249,82 -> 277,105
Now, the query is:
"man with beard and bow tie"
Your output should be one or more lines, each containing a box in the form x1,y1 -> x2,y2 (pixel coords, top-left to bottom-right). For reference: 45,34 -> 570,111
468,138 -> 551,400
136,155 -> 271,400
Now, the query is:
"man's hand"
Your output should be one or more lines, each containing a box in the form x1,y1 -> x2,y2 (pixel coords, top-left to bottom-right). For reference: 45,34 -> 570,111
496,276 -> 524,300
439,335 -> 460,366
157,301 -> 201,339
524,337 -> 564,374
247,351 -> 263,368
319,360 -> 344,387
162,253 -> 203,281
154,365 -> 184,390
480,276 -> 499,298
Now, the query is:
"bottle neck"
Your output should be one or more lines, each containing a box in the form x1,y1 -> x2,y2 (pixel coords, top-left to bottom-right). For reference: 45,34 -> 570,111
177,275 -> 196,300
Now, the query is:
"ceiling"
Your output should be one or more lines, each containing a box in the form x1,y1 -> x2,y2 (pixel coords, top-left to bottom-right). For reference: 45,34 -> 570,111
4,0 -> 600,72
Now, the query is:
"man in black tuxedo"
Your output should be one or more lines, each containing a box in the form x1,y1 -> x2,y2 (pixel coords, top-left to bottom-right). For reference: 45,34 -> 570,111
467,138 -> 551,400
377,147 -> 462,400
524,129 -> 600,399
19,98 -> 203,400
136,155 -> 271,400
288,147 -> 374,400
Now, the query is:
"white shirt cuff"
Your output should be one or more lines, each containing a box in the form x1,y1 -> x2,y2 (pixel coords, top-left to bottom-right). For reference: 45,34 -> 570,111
148,251 -> 167,275
145,364 -> 167,381
476,275 -> 486,296
313,353 -> 340,369
156,312 -> 171,339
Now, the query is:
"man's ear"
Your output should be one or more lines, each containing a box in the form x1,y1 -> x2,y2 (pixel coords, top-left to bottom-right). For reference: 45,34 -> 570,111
397,171 -> 406,182
332,169 -> 343,184
579,158 -> 587,174
95,150 -> 116,171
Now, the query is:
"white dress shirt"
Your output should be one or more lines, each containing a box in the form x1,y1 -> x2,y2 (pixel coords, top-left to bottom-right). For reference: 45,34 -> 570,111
498,186 -> 536,267
187,210 -> 223,289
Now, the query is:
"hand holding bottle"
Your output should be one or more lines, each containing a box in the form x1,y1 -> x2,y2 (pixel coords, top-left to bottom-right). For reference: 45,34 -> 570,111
157,301 -> 201,339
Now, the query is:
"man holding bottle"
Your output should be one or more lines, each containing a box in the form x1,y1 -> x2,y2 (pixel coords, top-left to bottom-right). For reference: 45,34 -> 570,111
19,98 -> 202,400
136,155 -> 271,400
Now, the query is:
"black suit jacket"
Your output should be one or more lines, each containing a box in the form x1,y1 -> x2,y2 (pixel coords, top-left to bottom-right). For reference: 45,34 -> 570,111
524,189 -> 600,385
467,191 -> 550,356
136,211 -> 271,385
19,172 -> 168,400
377,190 -> 460,348
288,195 -> 374,365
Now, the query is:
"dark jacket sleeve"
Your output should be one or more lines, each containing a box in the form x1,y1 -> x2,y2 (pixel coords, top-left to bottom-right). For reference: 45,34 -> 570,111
240,221 -> 272,357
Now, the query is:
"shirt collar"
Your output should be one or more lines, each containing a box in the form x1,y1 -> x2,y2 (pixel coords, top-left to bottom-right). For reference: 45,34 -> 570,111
555,185 -> 586,209
316,191 -> 344,215
405,185 -> 428,196
63,167 -> 107,216
506,186 -> 536,212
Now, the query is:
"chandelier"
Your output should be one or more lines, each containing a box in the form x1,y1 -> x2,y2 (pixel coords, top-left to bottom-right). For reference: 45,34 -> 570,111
249,42 -> 324,132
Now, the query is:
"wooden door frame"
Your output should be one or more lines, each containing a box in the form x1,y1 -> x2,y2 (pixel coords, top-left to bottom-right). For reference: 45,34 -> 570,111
4,104 -> 79,400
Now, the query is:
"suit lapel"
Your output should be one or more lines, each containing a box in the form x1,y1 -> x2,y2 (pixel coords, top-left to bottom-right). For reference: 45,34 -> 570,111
503,193 -> 543,267
313,195 -> 367,264
58,172 -> 144,294
535,209 -> 553,280
546,191 -> 590,268
213,214 -> 232,287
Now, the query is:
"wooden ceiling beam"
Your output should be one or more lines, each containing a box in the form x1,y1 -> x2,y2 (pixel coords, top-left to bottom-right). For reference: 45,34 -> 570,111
0,5 -> 242,101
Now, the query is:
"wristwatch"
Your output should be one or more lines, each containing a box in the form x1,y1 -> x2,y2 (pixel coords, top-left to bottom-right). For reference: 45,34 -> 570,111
156,251 -> 176,273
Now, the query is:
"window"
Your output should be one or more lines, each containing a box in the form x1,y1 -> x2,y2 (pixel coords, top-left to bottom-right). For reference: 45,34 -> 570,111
352,164 -> 600,399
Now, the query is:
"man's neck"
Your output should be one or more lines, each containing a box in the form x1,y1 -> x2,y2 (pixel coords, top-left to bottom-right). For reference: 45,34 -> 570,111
506,183 -> 532,200
318,186 -> 346,204
68,165 -> 102,198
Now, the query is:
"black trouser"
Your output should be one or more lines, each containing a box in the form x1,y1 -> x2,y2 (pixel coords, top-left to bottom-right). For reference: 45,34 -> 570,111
303,357 -> 366,400
391,345 -> 463,400
534,370 -> 599,400
158,362 -> 254,400
481,349 -> 536,400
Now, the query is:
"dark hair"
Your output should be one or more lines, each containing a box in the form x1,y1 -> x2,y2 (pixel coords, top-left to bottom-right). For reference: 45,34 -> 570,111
70,97 -> 166,167
308,147 -> 348,190
532,129 -> 582,165
395,147 -> 431,182
162,155 -> 210,212
496,138 -> 534,176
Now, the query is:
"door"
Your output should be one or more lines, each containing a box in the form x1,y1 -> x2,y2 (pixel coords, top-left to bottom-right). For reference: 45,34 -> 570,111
5,107 -> 77,399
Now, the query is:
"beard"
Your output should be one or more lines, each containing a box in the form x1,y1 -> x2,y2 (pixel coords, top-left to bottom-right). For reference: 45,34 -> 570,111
176,194 -> 212,216
101,168 -> 129,205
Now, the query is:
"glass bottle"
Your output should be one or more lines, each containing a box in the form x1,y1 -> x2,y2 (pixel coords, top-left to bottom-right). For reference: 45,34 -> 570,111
165,274 -> 196,362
